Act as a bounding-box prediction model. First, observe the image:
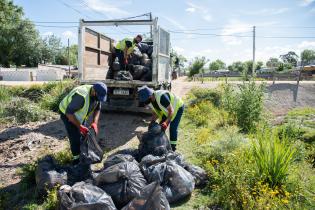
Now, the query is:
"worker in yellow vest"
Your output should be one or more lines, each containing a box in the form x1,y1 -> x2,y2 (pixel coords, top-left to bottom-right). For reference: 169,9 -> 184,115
138,85 -> 184,151
59,82 -> 107,164
114,34 -> 143,69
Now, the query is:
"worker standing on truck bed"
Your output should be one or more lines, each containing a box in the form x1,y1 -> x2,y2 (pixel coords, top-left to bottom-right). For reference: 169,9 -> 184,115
114,34 -> 143,69
59,82 -> 107,164
138,86 -> 184,151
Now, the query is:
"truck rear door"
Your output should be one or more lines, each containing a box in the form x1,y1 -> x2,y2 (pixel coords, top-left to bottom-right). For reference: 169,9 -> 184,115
79,27 -> 113,81
156,27 -> 171,83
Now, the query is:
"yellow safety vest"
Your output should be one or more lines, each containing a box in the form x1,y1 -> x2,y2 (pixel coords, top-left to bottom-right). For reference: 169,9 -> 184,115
115,38 -> 135,55
59,85 -> 95,124
149,90 -> 184,122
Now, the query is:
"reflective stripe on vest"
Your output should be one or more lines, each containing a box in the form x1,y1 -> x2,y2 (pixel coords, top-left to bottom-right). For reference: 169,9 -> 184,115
59,85 -> 93,124
151,90 -> 184,121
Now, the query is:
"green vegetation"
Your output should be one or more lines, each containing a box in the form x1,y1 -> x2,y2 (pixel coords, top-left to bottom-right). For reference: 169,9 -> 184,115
188,56 -> 208,77
174,86 -> 315,210
0,80 -> 76,124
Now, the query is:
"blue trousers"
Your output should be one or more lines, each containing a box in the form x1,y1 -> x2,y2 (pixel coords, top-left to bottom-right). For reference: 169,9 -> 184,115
169,106 -> 184,151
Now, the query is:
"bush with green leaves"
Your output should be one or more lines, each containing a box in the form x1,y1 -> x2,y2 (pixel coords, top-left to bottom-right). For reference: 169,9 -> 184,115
188,88 -> 222,107
222,82 -> 264,133
1,97 -> 51,123
252,128 -> 296,188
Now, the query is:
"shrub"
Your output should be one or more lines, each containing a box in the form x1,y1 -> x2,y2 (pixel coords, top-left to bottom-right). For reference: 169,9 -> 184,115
189,88 -> 222,107
252,128 -> 296,188
40,80 -> 76,112
222,82 -> 264,133
53,149 -> 73,166
17,162 -> 37,189
12,84 -> 45,102
1,97 -> 50,123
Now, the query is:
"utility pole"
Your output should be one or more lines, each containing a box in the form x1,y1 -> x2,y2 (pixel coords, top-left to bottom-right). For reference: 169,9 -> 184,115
149,12 -> 153,39
68,38 -> 70,78
252,26 -> 256,77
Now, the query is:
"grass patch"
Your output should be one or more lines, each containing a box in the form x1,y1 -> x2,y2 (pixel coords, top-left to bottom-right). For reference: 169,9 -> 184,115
1,97 -> 52,124
40,80 -> 77,112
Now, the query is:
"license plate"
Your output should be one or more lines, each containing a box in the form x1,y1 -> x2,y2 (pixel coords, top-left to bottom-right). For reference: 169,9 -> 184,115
113,88 -> 129,95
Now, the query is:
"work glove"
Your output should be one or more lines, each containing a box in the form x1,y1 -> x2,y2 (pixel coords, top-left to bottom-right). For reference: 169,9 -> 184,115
91,122 -> 98,135
160,121 -> 169,131
79,125 -> 89,136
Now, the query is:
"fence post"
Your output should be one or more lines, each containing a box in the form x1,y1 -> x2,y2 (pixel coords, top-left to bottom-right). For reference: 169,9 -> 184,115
225,74 -> 227,84
272,71 -> 275,85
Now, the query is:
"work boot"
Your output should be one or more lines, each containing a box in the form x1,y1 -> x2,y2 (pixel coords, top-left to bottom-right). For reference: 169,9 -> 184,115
171,144 -> 177,152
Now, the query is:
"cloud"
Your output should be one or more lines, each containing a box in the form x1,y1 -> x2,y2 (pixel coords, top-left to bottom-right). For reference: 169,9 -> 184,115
62,30 -> 76,39
242,8 -> 289,15
221,20 -> 252,45
42,31 -> 53,36
186,2 -> 212,22
84,0 -> 129,17
300,0 -> 315,6
298,41 -> 315,48
186,7 -> 196,13
160,15 -> 186,30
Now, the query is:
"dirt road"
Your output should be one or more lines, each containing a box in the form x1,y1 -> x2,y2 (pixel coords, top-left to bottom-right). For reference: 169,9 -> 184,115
1,78 -> 315,189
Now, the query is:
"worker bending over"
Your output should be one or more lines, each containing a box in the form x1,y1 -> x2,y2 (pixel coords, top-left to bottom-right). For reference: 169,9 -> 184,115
114,34 -> 143,69
138,86 -> 184,151
59,82 -> 107,164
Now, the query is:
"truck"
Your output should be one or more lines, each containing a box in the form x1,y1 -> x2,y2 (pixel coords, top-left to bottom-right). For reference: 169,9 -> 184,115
78,17 -> 171,112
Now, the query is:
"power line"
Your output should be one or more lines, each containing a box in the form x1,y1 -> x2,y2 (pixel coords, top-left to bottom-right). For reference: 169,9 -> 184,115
57,0 -> 92,19
33,21 -> 77,24
169,31 -> 315,39
34,24 -> 77,28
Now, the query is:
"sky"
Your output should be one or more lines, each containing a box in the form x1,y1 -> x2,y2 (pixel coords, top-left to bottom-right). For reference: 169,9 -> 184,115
14,0 -> 315,65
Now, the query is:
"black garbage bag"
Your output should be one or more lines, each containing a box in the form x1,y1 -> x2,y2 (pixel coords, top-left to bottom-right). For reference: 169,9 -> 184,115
132,65 -> 149,80
138,122 -> 172,159
103,154 -> 137,170
94,161 -> 147,208
138,43 -> 153,57
35,155 -> 67,195
66,162 -> 91,186
109,148 -> 140,162
140,69 -> 152,81
165,152 -> 207,187
114,71 -> 133,81
121,181 -> 170,210
184,164 -> 207,187
58,181 -> 117,210
140,156 -> 195,204
80,129 -> 104,165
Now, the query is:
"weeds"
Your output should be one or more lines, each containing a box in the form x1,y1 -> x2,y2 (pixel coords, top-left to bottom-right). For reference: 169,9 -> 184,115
1,97 -> 51,123
53,149 -> 73,166
40,80 -> 76,112
17,162 -> 37,190
252,128 -> 296,188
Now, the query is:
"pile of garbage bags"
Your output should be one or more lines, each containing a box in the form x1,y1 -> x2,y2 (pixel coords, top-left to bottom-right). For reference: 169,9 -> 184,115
35,123 -> 207,209
111,43 -> 153,82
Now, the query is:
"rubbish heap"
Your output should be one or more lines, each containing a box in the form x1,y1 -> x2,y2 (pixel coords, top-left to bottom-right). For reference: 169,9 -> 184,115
112,43 -> 153,81
35,123 -> 207,209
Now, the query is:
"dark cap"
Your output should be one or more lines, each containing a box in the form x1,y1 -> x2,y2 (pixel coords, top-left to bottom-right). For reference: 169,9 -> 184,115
93,82 -> 107,102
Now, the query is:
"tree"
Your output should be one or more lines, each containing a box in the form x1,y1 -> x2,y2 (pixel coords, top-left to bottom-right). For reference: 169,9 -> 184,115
266,57 -> 281,68
230,61 -> 245,72
280,51 -> 299,67
188,57 -> 207,77
0,0 -> 42,67
170,49 -> 187,68
301,49 -> 315,65
41,35 -> 62,64
256,61 -> 263,70
209,59 -> 226,71
54,44 -> 78,66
